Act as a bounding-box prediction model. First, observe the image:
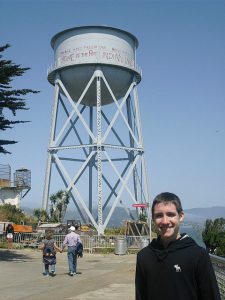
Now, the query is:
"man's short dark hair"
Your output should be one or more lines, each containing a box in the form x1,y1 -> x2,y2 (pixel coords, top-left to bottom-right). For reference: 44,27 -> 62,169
151,192 -> 183,216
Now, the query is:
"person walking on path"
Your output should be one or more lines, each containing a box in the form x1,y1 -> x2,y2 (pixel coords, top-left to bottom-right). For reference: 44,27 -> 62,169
135,192 -> 221,300
61,225 -> 82,276
5,223 -> 14,250
40,230 -> 62,277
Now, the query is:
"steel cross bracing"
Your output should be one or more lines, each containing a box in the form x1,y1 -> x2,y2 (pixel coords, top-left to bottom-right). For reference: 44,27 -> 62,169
42,69 -> 150,235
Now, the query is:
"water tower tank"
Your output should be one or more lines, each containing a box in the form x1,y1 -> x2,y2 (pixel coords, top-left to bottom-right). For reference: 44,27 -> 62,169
48,25 -> 141,106
14,168 -> 31,189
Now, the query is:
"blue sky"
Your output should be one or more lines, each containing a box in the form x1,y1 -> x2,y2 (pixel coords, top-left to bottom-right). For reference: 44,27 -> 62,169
1,0 -> 225,210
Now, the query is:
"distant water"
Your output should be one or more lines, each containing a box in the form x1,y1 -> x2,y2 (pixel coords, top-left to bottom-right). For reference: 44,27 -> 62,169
180,225 -> 206,248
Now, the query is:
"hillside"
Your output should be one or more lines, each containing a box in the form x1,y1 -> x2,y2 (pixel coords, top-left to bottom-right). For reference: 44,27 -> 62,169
21,205 -> 225,227
184,206 -> 225,225
63,206 -> 225,227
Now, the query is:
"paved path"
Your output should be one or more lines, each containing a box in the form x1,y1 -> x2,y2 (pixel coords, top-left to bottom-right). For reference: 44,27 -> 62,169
0,249 -> 136,300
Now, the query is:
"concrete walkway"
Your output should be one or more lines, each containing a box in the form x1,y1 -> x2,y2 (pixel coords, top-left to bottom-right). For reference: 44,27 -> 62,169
0,249 -> 136,300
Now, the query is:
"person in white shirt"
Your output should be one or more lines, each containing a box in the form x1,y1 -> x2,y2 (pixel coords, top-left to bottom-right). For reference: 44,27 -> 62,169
61,226 -> 82,276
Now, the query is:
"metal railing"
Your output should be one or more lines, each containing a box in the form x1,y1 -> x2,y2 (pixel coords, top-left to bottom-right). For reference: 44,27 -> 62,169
210,254 -> 225,299
0,233 -> 148,252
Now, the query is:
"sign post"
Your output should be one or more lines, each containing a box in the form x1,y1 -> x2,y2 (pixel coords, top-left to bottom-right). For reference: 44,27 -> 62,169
132,203 -> 148,209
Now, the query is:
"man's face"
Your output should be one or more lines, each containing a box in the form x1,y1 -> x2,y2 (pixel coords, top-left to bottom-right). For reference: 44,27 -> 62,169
153,202 -> 184,244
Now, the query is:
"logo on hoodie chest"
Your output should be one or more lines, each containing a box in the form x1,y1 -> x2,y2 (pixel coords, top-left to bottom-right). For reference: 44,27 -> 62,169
174,264 -> 182,272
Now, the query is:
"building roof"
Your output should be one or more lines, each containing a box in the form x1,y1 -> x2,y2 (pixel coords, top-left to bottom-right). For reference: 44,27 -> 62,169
37,223 -> 62,228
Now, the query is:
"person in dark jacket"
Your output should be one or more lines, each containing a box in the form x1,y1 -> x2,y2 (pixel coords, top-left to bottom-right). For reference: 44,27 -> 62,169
135,192 -> 221,300
5,223 -> 14,250
40,230 -> 62,277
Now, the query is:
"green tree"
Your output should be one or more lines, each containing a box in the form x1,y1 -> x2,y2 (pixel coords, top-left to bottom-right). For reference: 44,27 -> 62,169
49,190 -> 70,222
214,231 -> 225,257
0,203 -> 27,224
138,208 -> 148,222
202,217 -> 225,256
0,204 -> 39,227
0,44 -> 39,154
33,208 -> 49,223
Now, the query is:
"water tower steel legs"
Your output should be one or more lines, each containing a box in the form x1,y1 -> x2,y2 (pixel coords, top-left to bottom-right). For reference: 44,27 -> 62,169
42,80 -> 60,211
42,69 -> 150,235
96,73 -> 104,235
89,106 -> 93,220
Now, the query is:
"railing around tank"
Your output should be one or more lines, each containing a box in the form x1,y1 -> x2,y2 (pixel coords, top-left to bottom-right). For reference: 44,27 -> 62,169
47,60 -> 142,78
210,254 -> 225,299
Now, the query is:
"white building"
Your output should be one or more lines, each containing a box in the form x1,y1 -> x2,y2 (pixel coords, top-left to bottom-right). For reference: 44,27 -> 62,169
0,187 -> 21,208
0,165 -> 31,208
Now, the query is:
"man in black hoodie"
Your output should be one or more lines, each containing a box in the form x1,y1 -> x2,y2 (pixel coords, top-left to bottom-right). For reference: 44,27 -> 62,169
135,192 -> 221,300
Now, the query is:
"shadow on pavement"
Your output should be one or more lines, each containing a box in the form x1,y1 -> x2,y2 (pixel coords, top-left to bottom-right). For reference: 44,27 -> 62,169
0,249 -> 34,262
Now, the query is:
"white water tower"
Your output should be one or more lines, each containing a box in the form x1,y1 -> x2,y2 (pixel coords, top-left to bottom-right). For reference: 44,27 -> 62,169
42,26 -> 150,235
0,164 -> 31,208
